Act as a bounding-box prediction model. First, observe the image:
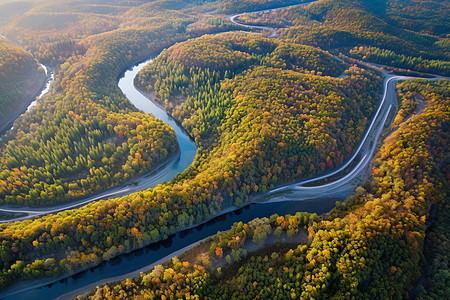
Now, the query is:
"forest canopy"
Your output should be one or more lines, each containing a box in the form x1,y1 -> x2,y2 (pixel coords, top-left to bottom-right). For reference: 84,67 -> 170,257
84,79 -> 449,300
0,0 -> 448,297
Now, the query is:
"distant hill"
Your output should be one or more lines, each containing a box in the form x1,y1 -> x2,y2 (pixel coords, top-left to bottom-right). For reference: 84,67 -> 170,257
0,37 -> 45,133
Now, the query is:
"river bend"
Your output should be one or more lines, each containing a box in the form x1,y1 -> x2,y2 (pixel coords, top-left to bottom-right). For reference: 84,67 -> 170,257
1,3 -> 447,299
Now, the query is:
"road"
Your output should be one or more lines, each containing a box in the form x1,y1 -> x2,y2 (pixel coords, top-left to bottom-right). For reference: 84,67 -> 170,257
265,74 -> 402,199
1,3 -> 448,299
229,1 -> 316,37
0,152 -> 180,223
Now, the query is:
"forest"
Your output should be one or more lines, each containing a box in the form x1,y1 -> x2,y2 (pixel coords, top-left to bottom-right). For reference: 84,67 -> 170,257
0,0 -> 448,297
235,0 -> 450,75
0,29 -> 385,288
0,0 -> 233,207
83,79 -> 449,300
0,37 -> 45,133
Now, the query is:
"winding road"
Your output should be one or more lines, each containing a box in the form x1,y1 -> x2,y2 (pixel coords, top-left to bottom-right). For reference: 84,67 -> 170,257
1,2 -> 448,299
229,1 -> 316,37
0,59 -> 197,224
0,152 -> 181,223
264,74 -> 401,199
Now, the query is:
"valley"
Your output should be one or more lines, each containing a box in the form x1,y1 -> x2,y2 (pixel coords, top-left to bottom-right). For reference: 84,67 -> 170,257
0,0 -> 448,299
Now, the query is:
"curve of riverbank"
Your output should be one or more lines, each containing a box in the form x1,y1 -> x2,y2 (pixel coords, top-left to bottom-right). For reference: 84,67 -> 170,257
0,58 -> 198,224
1,3 -> 448,299
228,1 -> 316,37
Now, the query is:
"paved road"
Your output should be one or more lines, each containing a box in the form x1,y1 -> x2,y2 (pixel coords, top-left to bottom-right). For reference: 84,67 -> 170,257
0,153 -> 180,223
229,1 -> 316,37
2,3 -> 448,299
266,74 -> 404,199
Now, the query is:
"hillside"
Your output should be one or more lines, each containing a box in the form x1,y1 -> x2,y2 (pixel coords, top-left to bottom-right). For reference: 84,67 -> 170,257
0,37 -> 46,133
0,0 -> 448,297
84,79 -> 449,300
237,0 -> 450,75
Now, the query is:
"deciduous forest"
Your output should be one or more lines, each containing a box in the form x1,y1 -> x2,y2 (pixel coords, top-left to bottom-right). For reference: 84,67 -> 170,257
84,79 -> 450,300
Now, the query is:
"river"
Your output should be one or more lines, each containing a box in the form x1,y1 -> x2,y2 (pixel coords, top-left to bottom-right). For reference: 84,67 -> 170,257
0,59 -> 196,223
1,49 -> 347,300
118,59 -> 198,180
1,2 -> 445,298
4,198 -> 340,299
1,55 -> 403,300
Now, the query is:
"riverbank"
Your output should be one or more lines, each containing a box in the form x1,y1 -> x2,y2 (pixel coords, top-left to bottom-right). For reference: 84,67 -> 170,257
0,61 -> 47,135
72,227 -> 309,300
0,195 -> 340,299
0,150 -> 181,223
1,1 -> 446,298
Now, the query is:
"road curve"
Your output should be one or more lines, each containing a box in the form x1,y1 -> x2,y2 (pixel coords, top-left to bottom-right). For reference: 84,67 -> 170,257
268,75 -> 404,196
1,3 -> 448,299
0,151 -> 181,223
229,1 -> 316,37
0,1 -> 317,223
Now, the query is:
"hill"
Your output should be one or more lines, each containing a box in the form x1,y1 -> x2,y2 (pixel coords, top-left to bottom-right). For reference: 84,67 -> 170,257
0,37 -> 45,133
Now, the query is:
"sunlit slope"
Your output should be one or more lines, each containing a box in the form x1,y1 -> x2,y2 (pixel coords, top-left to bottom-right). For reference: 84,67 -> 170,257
0,29 -> 385,290
0,37 -> 45,132
85,78 -> 450,300
237,0 -> 450,75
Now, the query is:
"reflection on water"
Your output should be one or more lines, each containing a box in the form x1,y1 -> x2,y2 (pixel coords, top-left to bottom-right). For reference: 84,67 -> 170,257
5,196 -> 339,300
4,50 -> 343,300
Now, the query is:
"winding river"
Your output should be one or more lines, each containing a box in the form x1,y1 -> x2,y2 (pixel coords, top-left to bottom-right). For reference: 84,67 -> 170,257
0,59 -> 197,223
0,61 -> 54,138
0,60 -> 195,223
1,2 -> 447,299
2,60 -> 414,300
